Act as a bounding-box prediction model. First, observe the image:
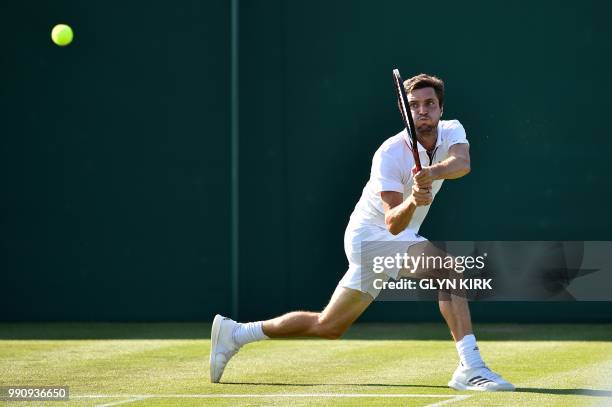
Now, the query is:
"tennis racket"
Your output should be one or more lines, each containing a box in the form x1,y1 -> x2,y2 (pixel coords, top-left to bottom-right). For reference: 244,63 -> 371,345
393,69 -> 421,172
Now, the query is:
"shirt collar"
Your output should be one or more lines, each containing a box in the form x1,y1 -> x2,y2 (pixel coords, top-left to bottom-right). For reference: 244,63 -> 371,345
403,126 -> 442,152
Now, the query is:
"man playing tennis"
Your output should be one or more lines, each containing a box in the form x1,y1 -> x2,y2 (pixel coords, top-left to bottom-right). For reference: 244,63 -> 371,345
210,73 -> 515,392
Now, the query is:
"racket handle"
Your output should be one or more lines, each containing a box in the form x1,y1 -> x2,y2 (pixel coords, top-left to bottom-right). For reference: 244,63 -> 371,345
412,154 -> 422,173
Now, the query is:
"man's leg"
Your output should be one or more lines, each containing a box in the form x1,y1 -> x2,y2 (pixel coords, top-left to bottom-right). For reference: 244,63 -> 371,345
210,286 -> 372,382
406,241 -> 473,342
262,286 -> 372,339
405,241 -> 514,391
438,290 -> 473,342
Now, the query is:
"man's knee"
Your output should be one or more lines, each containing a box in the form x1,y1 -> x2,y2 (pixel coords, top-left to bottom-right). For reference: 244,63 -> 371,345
315,315 -> 348,340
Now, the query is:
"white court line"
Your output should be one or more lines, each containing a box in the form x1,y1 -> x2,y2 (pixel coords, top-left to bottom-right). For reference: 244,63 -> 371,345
95,397 -> 150,407
425,395 -> 472,407
77,393 -> 468,399
77,393 -> 471,406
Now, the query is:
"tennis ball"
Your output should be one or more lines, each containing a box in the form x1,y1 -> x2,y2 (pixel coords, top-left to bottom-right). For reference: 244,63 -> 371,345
51,24 -> 73,46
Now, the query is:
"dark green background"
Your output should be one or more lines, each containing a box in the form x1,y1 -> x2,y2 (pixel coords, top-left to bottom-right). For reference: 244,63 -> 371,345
1,0 -> 611,322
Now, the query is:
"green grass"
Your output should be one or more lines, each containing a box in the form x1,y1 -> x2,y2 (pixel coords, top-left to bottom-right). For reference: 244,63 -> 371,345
1,323 -> 611,406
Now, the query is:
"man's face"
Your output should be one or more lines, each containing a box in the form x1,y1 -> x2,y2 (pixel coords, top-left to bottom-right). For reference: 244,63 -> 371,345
407,87 -> 442,136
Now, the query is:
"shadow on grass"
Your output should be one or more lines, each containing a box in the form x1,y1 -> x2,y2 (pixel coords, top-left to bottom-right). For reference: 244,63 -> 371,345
0,322 -> 612,341
223,382 -> 612,398
515,388 -> 612,397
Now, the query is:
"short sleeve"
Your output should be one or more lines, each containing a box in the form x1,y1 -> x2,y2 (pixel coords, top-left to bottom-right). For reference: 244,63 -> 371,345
446,120 -> 469,147
369,149 -> 404,193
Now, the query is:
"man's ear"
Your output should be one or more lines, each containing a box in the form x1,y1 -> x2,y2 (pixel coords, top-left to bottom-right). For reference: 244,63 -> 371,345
440,107 -> 444,117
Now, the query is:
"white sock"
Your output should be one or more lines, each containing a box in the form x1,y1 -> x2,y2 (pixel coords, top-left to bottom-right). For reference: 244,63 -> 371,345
232,321 -> 268,347
456,334 -> 485,368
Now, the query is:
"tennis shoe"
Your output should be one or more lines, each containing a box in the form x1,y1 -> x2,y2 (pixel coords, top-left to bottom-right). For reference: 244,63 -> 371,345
448,365 -> 515,392
210,314 -> 241,383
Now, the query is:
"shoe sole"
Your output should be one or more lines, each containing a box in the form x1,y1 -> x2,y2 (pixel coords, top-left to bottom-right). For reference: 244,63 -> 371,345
448,380 -> 515,392
209,314 -> 223,383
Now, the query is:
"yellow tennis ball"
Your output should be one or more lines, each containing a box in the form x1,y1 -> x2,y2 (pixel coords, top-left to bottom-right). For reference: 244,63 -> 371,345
51,24 -> 73,46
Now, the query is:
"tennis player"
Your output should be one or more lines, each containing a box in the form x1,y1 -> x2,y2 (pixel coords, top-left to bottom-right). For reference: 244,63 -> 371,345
210,74 -> 515,392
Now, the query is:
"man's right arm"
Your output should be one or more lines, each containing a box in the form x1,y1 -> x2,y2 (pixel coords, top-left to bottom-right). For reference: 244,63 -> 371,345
381,186 -> 432,235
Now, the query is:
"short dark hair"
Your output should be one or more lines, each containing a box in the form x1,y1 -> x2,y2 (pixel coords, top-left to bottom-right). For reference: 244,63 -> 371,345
404,74 -> 445,107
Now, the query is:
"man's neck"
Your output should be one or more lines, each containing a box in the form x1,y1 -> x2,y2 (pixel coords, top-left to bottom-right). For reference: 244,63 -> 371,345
418,130 -> 438,151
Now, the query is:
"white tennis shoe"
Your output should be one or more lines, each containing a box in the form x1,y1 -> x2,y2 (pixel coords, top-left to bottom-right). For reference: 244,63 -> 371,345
448,365 -> 515,392
210,314 -> 241,383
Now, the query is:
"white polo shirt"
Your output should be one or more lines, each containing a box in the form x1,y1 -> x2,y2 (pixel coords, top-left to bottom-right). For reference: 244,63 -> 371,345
348,119 -> 469,238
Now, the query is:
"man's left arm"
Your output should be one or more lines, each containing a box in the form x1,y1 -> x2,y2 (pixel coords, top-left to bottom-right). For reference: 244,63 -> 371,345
414,143 -> 470,187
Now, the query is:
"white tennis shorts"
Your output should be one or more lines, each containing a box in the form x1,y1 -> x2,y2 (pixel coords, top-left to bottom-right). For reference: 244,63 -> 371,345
339,221 -> 426,298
